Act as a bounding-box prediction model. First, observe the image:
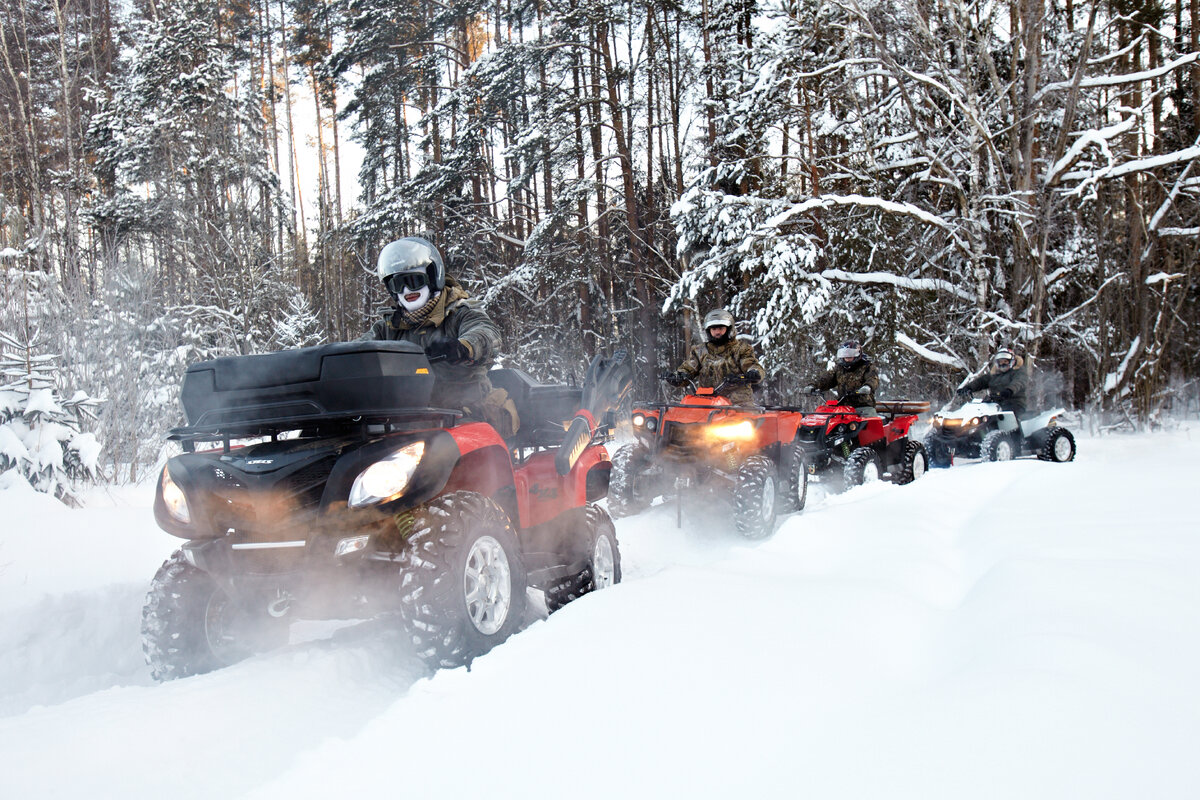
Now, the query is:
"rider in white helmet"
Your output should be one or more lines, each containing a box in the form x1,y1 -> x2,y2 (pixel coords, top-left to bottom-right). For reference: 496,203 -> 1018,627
665,308 -> 764,405
956,346 -> 1028,416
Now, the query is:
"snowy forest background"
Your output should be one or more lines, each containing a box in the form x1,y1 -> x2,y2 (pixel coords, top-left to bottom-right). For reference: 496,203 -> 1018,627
1,0 -> 1198,494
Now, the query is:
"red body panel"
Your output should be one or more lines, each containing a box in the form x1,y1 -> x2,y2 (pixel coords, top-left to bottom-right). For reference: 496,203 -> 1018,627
800,402 -> 921,446
513,446 -> 610,528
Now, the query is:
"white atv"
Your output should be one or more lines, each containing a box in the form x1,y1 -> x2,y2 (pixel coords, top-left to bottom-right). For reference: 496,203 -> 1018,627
923,400 -> 1076,466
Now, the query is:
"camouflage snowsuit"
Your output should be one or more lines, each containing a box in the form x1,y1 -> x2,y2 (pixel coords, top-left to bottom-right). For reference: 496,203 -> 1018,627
675,337 -> 764,406
813,358 -> 879,410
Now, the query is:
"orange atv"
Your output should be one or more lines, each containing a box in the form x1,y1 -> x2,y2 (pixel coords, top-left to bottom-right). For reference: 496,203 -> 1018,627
607,377 -> 808,539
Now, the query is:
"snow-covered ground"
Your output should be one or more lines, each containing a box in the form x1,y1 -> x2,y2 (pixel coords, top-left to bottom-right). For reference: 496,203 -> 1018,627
2,432 -> 1199,799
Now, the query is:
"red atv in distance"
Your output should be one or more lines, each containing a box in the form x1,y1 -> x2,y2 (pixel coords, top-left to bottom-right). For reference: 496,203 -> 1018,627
794,391 -> 930,490
607,377 -> 808,539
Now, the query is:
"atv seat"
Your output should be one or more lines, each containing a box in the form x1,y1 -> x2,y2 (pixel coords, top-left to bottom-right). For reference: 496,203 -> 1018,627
488,368 -> 583,448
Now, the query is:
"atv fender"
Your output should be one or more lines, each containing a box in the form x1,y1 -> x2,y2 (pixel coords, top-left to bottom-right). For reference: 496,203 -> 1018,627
997,412 -> 1020,433
1020,408 -> 1066,438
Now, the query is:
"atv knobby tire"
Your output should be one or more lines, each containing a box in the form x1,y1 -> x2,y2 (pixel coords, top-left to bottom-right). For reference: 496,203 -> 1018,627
141,550 -> 289,682
982,430 -> 1017,462
733,454 -> 778,540
1038,428 -> 1076,463
843,446 -> 882,488
397,491 -> 528,669
894,440 -> 928,485
782,444 -> 808,512
923,433 -> 951,468
545,504 -> 622,614
608,443 -> 654,518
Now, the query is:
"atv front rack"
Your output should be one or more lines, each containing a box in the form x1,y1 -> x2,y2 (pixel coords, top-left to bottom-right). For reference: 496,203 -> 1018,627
167,408 -> 462,452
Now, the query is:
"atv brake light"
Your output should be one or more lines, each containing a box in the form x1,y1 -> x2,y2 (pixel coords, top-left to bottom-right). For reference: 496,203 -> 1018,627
706,420 -> 756,442
349,441 -> 426,508
161,466 -> 191,524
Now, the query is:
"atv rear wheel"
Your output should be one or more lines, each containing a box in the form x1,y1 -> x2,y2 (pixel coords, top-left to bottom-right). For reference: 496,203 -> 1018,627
843,447 -> 882,488
733,454 -> 778,539
922,433 -> 951,468
982,430 -> 1017,462
141,551 -> 290,682
608,443 -> 654,518
894,440 -> 928,485
781,444 -> 808,512
545,504 -> 622,613
1038,428 -> 1076,463
397,491 -> 528,669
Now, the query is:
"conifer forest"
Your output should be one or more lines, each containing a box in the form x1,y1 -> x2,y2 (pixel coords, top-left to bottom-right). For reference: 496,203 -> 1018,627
1,0 -> 1198,484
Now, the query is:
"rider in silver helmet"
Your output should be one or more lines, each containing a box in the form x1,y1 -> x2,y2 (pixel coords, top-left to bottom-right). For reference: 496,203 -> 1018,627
665,308 -> 764,405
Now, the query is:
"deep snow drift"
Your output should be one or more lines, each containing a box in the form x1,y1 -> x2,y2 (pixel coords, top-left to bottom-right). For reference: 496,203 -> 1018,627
2,432 -> 1199,799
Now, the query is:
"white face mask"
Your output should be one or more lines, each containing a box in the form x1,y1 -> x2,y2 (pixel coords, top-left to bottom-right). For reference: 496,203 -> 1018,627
397,285 -> 431,312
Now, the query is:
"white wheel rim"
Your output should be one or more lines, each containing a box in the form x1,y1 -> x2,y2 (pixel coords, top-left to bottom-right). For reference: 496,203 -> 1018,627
761,476 -> 776,520
862,461 -> 879,483
463,535 -> 512,635
592,534 -> 616,589
996,440 -> 1013,461
1054,435 -> 1072,461
911,452 -> 926,480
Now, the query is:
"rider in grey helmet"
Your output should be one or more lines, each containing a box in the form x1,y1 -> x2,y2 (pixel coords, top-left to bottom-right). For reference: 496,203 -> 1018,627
362,237 -> 504,416
808,339 -> 879,414
665,308 -> 764,405
956,346 -> 1029,417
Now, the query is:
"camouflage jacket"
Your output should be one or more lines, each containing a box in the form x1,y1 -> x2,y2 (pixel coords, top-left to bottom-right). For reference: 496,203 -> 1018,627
814,358 -> 879,409
964,355 -> 1028,416
676,337 -> 764,405
361,278 -> 501,410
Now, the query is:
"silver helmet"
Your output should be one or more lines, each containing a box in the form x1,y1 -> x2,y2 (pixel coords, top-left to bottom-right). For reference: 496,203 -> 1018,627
376,237 -> 446,298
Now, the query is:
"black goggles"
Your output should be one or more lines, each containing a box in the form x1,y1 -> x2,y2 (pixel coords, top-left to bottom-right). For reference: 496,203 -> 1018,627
384,271 -> 429,295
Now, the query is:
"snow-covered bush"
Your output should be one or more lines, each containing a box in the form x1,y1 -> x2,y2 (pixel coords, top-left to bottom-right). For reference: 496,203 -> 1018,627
0,332 -> 100,506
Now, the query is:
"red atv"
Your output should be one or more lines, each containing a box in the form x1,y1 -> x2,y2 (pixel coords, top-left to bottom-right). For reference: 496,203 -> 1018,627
607,377 -> 807,539
794,392 -> 930,490
142,342 -> 631,679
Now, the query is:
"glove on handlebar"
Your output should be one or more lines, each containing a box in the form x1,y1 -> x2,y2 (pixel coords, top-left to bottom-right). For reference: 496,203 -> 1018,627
426,338 -> 470,364
955,387 -> 973,397
665,371 -> 688,387
744,368 -> 762,383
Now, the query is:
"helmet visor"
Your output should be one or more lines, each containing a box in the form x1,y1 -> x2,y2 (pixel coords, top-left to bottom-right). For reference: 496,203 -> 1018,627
836,340 -> 861,360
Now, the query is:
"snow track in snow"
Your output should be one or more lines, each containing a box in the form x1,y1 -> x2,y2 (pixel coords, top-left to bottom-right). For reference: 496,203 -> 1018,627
3,433 -> 1200,798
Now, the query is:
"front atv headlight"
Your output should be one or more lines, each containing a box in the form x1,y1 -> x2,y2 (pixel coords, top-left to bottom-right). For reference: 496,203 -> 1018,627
160,465 -> 191,524
632,413 -> 646,427
706,420 -> 756,443
349,441 -> 426,508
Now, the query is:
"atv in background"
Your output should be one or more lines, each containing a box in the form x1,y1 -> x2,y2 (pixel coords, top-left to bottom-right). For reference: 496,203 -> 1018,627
924,397 -> 1076,466
794,392 -> 930,491
607,376 -> 806,539
142,342 -> 630,680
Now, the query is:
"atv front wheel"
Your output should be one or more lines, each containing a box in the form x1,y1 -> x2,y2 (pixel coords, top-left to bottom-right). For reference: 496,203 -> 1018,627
843,447 -> 882,488
397,491 -> 528,669
545,504 -> 622,613
894,440 -> 928,485
782,444 -> 809,512
922,433 -> 951,468
982,430 -> 1017,462
733,454 -> 778,539
141,551 -> 290,682
1038,428 -> 1076,463
608,443 -> 654,518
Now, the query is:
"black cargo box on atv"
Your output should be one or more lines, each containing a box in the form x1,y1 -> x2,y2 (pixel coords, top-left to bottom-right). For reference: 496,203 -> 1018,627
180,341 -> 437,430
